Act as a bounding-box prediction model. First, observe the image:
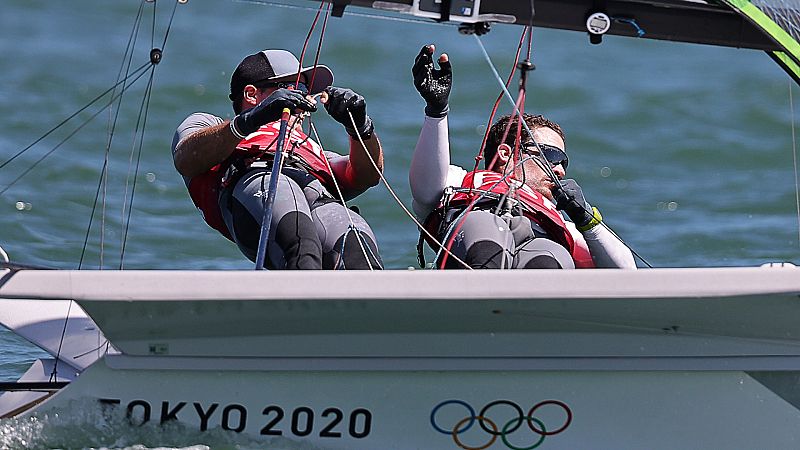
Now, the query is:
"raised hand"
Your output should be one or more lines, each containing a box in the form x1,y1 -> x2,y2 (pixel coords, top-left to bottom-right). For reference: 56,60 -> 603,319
412,44 -> 451,118
324,86 -> 374,139
233,89 -> 316,136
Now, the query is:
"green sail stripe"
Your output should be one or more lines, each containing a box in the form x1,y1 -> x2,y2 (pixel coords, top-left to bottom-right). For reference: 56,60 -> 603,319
723,0 -> 800,61
774,51 -> 800,78
770,51 -> 800,84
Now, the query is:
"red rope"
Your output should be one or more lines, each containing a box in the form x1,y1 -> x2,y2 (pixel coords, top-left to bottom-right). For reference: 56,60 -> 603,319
307,2 -> 331,91
438,93 -> 525,269
295,2 -> 324,87
513,96 -> 524,168
471,26 -> 528,174
439,26 -> 533,269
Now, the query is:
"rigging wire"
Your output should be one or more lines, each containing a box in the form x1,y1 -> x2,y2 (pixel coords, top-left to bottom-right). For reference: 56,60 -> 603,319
296,2 -> 325,79
344,111 -> 472,269
67,0 -> 148,383
790,80 -> 800,249
290,1 -> 378,269
52,0 -> 181,382
48,300 -> 73,383
472,33 -> 653,268
434,155 -> 539,267
0,67 -> 152,199
94,0 -> 147,270
473,35 -> 563,188
119,0 -> 180,268
0,63 -> 150,173
309,121 -> 377,269
473,26 -> 528,173
439,26 -> 535,268
71,339 -> 111,360
438,93 -> 526,269
119,68 -> 157,270
120,0 -> 180,267
307,2 -> 331,90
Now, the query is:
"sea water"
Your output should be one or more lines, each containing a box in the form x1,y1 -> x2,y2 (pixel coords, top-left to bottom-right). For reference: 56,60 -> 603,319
1,0 -> 799,448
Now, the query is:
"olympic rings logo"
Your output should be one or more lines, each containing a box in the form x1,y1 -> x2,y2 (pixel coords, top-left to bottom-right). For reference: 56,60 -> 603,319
430,399 -> 572,450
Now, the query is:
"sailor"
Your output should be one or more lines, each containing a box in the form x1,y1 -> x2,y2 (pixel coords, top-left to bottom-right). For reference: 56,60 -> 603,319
172,49 -> 383,269
409,45 -> 636,269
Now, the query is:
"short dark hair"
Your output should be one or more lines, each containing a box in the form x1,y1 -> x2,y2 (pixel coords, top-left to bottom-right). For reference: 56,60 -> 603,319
483,114 -> 565,170
230,80 -> 275,115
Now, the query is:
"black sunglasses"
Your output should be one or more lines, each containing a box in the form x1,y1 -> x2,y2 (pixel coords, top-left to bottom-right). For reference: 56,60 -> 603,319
521,143 -> 569,169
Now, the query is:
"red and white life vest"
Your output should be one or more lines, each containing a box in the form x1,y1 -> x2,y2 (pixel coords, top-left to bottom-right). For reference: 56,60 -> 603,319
186,122 -> 336,242
425,170 -> 595,268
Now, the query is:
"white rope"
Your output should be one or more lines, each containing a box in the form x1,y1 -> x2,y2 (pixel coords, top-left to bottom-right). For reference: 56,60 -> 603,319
473,33 -> 651,267
432,155 -> 538,267
0,244 -> 9,263
790,80 -> 800,249
344,111 -> 473,269
307,120 -> 375,270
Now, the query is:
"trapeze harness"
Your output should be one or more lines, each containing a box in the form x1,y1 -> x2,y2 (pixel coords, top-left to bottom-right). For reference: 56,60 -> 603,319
421,170 -> 595,268
186,122 -> 337,242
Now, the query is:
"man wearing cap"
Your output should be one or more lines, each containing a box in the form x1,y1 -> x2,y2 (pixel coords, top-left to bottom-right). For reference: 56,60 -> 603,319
172,49 -> 383,269
409,44 -> 635,269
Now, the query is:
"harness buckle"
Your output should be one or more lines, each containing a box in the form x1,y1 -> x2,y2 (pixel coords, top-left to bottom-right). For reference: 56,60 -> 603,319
441,186 -> 454,208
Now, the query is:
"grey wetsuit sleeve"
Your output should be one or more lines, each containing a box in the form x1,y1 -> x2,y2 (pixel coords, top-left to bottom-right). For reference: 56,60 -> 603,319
171,112 -> 224,156
409,115 -> 453,218
582,224 -> 637,268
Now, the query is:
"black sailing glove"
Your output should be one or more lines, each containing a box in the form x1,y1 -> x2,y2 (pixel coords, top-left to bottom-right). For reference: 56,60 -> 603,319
553,179 -> 598,229
324,86 -> 374,139
232,89 -> 316,136
412,45 -> 451,118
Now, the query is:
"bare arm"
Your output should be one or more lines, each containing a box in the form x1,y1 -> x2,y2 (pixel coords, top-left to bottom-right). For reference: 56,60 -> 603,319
173,119 -> 241,178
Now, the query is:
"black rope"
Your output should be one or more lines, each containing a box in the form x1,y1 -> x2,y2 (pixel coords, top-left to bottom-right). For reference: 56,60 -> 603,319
0,66 -> 151,199
49,300 -> 73,383
119,68 -> 156,269
117,0 -> 180,268
160,0 -> 181,50
51,1 -> 152,381
81,0 -> 146,270
50,0 -> 182,382
0,63 -> 150,173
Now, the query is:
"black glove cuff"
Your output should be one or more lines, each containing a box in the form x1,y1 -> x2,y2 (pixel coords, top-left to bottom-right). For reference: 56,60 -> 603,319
230,116 -> 248,139
346,115 -> 374,140
233,114 -> 258,137
425,104 -> 449,118
572,209 -> 594,227
565,201 -> 594,227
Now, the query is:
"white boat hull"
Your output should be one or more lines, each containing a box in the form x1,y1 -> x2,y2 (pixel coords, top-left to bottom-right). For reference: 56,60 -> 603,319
36,359 -> 800,449
2,266 -> 800,448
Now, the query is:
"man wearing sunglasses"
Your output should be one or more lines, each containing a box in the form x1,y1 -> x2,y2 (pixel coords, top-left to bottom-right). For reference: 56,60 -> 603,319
172,49 -> 383,269
409,44 -> 635,269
